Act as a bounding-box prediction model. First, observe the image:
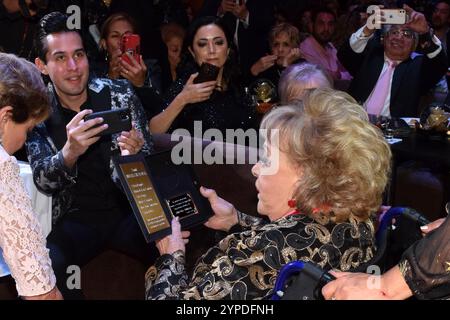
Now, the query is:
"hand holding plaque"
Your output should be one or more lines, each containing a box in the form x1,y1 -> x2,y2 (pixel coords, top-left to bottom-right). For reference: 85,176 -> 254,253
113,151 -> 212,242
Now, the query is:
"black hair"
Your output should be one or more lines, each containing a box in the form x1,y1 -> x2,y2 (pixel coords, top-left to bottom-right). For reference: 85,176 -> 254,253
177,16 -> 240,90
35,11 -> 82,63
311,6 -> 337,24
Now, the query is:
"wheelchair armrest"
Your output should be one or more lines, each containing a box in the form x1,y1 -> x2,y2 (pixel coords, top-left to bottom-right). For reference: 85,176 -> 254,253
376,207 -> 429,245
272,261 -> 335,300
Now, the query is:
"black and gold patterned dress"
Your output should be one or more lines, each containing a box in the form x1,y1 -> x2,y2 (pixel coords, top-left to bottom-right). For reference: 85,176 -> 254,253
145,211 -> 376,300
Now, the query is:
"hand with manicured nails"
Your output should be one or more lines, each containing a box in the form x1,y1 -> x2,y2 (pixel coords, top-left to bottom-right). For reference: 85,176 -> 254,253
120,53 -> 147,87
178,73 -> 217,105
420,218 -> 445,235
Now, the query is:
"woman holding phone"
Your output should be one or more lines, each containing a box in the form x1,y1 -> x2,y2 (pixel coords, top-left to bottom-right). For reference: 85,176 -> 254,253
91,13 -> 162,92
149,16 -> 256,135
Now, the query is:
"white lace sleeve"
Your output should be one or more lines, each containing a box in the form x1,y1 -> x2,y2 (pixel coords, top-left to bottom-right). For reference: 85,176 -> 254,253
0,156 -> 56,297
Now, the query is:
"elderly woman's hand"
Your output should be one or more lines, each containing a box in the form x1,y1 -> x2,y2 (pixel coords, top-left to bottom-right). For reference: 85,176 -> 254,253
280,48 -> 301,67
251,55 -> 278,76
178,73 -> 216,105
322,271 -> 388,300
155,217 -> 190,255
120,54 -> 147,88
201,187 -> 239,232
118,125 -> 144,156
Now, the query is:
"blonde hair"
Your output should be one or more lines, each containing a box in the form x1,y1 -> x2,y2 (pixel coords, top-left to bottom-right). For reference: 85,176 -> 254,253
161,22 -> 186,44
269,23 -> 301,47
261,88 -> 391,221
278,62 -> 333,104
100,13 -> 138,41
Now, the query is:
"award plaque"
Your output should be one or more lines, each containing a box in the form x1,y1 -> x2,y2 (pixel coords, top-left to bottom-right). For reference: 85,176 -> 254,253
113,151 -> 213,242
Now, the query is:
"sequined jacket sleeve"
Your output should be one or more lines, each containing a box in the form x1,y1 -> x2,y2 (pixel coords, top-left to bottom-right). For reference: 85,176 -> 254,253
0,153 -> 56,297
26,78 -> 153,223
145,214 -> 375,300
26,125 -> 76,196
399,216 -> 450,299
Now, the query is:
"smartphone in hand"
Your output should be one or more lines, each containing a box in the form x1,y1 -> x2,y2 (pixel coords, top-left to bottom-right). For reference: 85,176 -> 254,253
84,108 -> 132,137
193,62 -> 220,84
121,33 -> 141,65
381,9 -> 407,24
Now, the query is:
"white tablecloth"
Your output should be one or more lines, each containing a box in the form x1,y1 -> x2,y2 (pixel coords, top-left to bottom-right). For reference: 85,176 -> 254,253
0,162 -> 52,277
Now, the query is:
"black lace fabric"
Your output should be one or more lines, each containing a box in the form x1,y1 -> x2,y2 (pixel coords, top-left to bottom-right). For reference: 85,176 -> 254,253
400,216 -> 450,299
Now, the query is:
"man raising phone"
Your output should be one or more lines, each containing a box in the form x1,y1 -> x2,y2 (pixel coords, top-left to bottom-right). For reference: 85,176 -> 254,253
26,12 -> 157,299
337,4 -> 447,117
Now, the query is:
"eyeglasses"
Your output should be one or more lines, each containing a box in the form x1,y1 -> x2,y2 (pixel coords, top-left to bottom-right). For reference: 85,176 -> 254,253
387,29 -> 415,39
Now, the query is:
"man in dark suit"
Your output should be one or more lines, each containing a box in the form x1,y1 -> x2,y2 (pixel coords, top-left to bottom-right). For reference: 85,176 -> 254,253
338,5 -> 447,117
198,0 -> 276,73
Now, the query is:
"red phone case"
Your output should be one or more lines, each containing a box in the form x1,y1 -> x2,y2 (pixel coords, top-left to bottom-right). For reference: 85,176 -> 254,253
121,34 -> 141,65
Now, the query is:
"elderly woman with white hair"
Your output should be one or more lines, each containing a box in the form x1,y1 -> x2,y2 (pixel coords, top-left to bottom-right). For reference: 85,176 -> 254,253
145,88 -> 392,300
278,62 -> 333,104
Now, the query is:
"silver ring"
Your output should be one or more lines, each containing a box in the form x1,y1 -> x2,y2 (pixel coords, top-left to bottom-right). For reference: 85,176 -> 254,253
331,296 -> 336,300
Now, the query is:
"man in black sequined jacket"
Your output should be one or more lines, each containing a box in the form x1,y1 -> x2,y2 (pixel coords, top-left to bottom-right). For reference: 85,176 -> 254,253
25,12 -> 156,299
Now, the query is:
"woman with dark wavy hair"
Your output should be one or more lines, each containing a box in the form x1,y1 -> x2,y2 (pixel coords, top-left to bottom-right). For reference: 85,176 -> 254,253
149,16 -> 255,135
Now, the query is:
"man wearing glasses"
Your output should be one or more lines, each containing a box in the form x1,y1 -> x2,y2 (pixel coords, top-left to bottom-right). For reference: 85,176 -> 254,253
338,4 -> 447,118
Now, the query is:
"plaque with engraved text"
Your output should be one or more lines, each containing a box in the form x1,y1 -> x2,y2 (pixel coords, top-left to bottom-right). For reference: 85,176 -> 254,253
113,152 -> 212,242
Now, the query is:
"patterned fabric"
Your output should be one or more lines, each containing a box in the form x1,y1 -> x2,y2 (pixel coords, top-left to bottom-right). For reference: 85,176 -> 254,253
25,78 -> 153,224
0,145 -> 56,296
399,216 -> 450,300
145,212 -> 376,300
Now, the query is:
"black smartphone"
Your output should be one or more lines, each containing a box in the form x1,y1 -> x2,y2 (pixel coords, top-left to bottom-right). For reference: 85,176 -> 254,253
84,108 -> 132,137
193,62 -> 220,84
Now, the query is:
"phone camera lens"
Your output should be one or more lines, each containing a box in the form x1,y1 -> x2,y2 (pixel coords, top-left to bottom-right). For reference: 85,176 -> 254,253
120,112 -> 130,121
